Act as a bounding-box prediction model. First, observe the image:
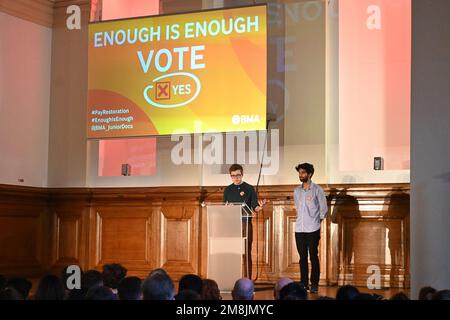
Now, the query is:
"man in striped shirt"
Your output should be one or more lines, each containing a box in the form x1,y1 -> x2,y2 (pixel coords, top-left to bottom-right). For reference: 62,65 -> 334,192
294,163 -> 328,294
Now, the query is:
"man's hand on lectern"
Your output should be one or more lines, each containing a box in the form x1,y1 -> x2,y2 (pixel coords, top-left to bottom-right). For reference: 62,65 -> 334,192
255,199 -> 268,212
258,199 -> 267,207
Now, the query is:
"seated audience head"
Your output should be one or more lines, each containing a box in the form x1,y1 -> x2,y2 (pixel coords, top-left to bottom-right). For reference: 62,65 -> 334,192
178,274 -> 203,295
336,285 -> 360,300
354,293 -> 378,300
232,278 -> 254,300
6,277 -> 32,300
66,289 -> 85,300
432,290 -> 450,300
85,285 -> 116,300
117,276 -> 142,300
148,268 -> 168,278
82,270 -> 103,291
0,275 -> 7,290
0,288 -> 22,300
419,286 -> 437,300
34,275 -> 65,300
389,292 -> 409,300
274,277 -> 294,300
279,282 -> 307,300
201,279 -> 222,300
142,273 -> 175,300
175,289 -> 201,300
102,263 -> 127,290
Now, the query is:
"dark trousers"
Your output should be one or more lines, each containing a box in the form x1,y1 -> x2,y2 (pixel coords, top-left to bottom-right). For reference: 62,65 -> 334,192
242,220 -> 253,279
295,229 -> 320,286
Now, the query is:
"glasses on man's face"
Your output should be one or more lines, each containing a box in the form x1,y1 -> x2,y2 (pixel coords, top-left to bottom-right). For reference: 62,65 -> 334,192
230,174 -> 242,178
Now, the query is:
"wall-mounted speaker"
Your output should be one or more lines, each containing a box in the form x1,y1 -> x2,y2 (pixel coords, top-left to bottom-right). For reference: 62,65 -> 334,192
374,157 -> 384,170
121,164 -> 131,176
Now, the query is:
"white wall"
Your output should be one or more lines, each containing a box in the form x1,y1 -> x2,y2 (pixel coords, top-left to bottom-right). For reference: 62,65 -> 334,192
0,13 -> 52,187
47,4 -> 90,187
283,0 -> 326,184
411,0 -> 450,298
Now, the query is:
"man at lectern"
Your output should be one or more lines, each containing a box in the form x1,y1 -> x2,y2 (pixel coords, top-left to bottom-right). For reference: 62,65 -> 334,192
223,164 -> 266,280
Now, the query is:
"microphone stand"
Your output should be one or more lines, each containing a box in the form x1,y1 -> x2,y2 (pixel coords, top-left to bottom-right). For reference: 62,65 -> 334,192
253,119 -> 271,282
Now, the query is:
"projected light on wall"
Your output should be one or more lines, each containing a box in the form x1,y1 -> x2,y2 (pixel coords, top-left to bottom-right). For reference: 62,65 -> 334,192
339,0 -> 411,171
96,0 -> 159,177
98,137 -> 156,176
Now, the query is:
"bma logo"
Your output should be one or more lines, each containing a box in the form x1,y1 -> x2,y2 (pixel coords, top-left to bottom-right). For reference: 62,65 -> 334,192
232,114 -> 261,125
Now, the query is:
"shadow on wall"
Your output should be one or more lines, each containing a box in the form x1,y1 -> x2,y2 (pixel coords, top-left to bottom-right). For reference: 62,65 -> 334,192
384,187 -> 410,288
329,184 -> 410,288
329,186 -> 360,285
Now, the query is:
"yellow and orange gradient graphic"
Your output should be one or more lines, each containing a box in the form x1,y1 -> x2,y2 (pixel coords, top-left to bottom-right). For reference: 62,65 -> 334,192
87,5 -> 267,138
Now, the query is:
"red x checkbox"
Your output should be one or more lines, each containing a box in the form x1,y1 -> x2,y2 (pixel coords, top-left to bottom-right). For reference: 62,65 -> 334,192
155,81 -> 170,100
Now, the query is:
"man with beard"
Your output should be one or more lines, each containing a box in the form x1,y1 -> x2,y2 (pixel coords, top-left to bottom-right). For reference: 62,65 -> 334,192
294,163 -> 328,294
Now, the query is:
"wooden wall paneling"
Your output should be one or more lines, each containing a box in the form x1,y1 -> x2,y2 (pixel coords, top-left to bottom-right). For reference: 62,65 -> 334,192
86,186 -> 192,277
327,205 -> 340,286
92,206 -> 155,278
199,205 -> 208,278
319,218 -> 328,285
149,204 -> 162,274
278,202 -> 329,285
159,202 -> 199,280
338,217 -> 407,287
47,188 -> 90,273
252,204 -> 276,282
50,209 -> 83,267
281,204 -> 299,277
332,185 -> 410,288
0,183 -> 410,287
0,210 -> 42,276
403,213 -> 410,287
88,204 -> 97,272
0,185 -> 48,276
